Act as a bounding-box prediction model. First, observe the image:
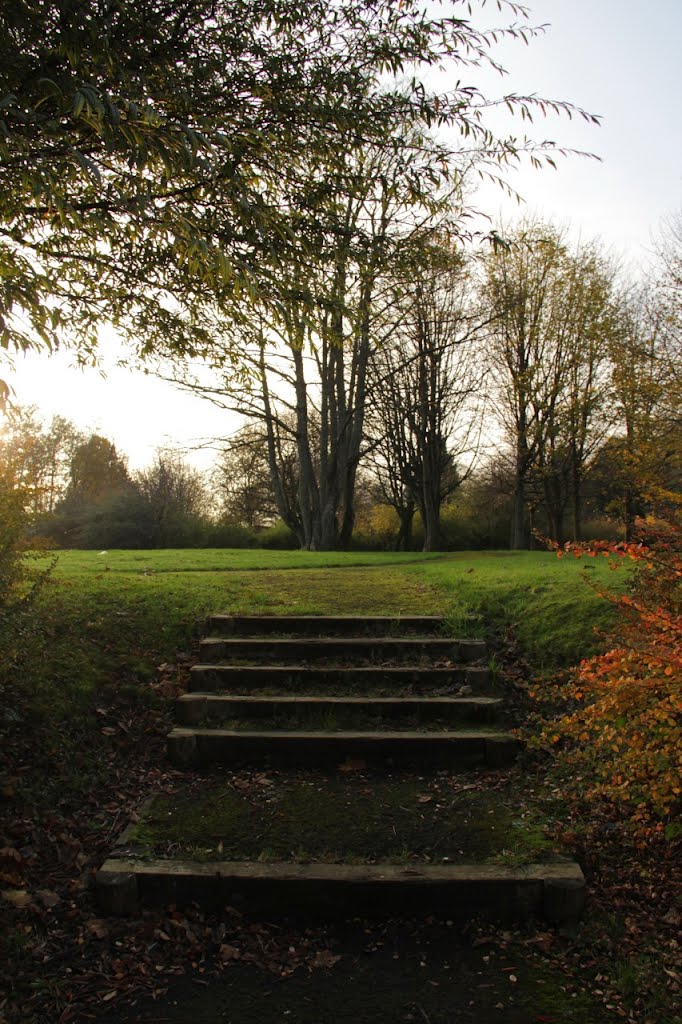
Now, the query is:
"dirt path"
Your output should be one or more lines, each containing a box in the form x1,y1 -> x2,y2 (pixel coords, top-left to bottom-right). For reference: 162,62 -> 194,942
103,917 -> 609,1024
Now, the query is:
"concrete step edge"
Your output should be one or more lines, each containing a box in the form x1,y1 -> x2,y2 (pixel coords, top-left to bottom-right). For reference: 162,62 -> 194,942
189,664 -> 490,676
166,727 -> 522,769
201,638 -> 485,648
177,694 -> 501,706
199,637 -> 487,665
188,665 -> 491,694
96,856 -> 585,924
168,726 -> 516,740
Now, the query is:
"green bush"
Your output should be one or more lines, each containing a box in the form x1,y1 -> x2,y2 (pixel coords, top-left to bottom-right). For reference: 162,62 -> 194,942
0,480 -> 52,682
255,519 -> 299,549
208,521 -> 259,548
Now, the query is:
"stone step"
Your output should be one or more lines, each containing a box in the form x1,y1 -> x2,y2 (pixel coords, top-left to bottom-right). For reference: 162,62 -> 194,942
176,693 -> 503,727
207,614 -> 445,636
97,857 -> 585,924
199,636 -> 486,664
167,727 -> 520,769
189,663 -> 491,693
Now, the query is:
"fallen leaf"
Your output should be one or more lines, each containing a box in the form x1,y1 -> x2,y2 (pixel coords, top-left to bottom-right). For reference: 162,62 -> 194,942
312,950 -> 342,969
339,759 -> 367,773
2,889 -> 32,908
219,943 -> 241,961
35,889 -> 60,909
86,919 -> 110,939
0,847 -> 23,885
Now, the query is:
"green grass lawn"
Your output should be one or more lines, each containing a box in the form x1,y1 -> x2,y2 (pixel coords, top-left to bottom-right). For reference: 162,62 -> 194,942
53,547 -> 444,576
47,546 -> 624,673
416,550 -> 625,669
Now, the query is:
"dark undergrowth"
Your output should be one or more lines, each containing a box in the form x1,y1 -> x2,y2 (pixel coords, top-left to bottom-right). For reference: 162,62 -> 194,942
0,550 -> 678,1024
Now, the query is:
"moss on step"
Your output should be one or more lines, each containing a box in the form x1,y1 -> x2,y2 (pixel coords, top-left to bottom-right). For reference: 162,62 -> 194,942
127,769 -> 558,866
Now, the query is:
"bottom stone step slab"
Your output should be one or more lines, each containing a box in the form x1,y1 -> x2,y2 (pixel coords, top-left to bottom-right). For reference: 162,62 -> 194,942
96,857 -> 585,924
167,727 -> 521,769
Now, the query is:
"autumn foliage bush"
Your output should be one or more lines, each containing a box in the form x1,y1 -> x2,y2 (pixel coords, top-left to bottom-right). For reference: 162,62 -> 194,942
539,503 -> 682,837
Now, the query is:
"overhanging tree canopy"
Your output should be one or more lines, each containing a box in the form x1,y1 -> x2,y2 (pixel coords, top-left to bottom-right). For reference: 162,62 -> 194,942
1,0 -> 598,367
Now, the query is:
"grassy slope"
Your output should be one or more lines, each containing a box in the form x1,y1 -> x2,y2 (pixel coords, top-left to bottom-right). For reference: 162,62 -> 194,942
49,546 -> 621,670
7,547 -> 620,806
414,550 -> 623,669
56,548 -> 444,575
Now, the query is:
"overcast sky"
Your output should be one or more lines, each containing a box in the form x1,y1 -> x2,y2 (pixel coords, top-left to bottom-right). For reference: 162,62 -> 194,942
5,0 -> 681,470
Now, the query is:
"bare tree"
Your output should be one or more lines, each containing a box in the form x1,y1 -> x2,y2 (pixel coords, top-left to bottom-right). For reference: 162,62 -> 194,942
161,126 -> 466,550
366,244 -> 486,550
136,453 -> 210,547
212,423 -> 294,530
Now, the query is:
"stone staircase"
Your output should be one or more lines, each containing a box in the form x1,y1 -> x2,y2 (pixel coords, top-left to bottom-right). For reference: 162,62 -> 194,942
96,614 -> 585,923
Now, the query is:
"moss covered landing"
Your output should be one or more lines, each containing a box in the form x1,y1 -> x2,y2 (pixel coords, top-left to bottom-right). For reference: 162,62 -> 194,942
128,768 -> 560,867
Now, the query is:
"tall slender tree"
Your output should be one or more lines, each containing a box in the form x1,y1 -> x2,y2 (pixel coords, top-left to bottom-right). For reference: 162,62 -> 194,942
0,406 -> 83,515
606,290 -> 680,538
484,223 -> 616,546
366,242 -> 486,550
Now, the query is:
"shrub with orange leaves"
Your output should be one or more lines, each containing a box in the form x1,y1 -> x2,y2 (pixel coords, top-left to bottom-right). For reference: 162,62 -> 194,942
539,503 -> 681,837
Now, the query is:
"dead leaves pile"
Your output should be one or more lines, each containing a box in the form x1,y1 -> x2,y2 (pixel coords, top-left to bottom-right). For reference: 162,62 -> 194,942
0,717 -> 345,1024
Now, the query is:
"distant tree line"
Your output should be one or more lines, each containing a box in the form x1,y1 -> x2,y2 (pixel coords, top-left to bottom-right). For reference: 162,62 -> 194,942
0,414 -> 215,549
2,216 -> 680,557
150,213 -> 680,551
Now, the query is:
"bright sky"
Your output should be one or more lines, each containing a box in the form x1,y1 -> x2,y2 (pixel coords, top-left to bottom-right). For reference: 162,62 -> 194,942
4,0 -> 681,471
466,0 -> 682,262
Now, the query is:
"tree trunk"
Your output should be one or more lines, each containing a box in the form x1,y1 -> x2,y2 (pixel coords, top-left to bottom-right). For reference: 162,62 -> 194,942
543,473 -> 565,547
571,461 -> 583,542
259,345 -> 305,547
292,348 -> 321,550
510,470 -> 528,550
318,501 -> 338,551
422,495 -> 441,551
395,505 -> 415,551
624,490 -> 636,543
